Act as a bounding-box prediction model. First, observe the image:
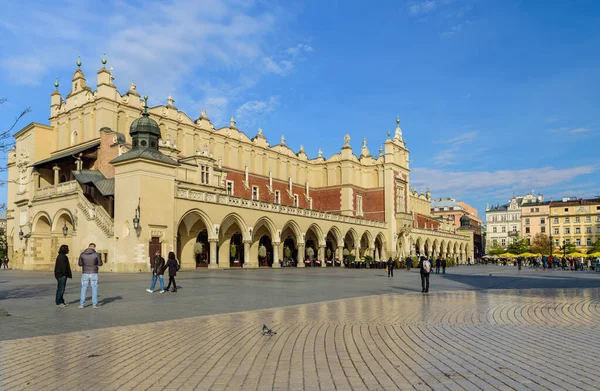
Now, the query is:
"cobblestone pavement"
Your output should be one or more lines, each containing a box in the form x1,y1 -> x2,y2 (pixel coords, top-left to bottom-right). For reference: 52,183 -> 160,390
2,266 -> 600,390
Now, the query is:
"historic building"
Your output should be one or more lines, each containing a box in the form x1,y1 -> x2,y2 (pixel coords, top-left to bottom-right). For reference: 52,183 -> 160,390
430,198 -> 483,257
6,57 -> 473,272
485,193 -> 538,252
549,197 -> 600,251
520,196 -> 549,244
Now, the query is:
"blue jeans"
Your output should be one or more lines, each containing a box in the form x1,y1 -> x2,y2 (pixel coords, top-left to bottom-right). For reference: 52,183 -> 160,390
150,274 -> 164,291
80,273 -> 99,306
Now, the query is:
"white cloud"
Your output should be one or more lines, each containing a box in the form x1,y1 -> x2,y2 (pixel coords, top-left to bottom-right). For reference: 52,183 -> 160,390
235,95 -> 280,125
409,1 -> 437,15
411,166 -> 598,197
263,57 -> 294,76
286,44 -> 313,56
440,21 -> 469,37
569,127 -> 589,134
544,116 -> 559,123
548,126 -> 591,134
436,131 -> 478,145
432,131 -> 477,166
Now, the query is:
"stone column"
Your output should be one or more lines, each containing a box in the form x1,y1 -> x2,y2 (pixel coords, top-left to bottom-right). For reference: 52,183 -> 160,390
297,243 -> 305,267
209,239 -> 218,269
53,165 -> 60,186
272,242 -> 280,268
243,240 -> 253,268
319,245 -> 326,267
32,171 -> 40,197
337,246 -> 344,266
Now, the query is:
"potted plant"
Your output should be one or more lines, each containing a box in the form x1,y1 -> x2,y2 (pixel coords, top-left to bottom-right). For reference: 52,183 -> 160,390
230,243 -> 238,262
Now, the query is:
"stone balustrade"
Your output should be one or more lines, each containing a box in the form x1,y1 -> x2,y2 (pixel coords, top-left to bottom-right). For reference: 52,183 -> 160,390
176,186 -> 386,229
34,181 -> 79,199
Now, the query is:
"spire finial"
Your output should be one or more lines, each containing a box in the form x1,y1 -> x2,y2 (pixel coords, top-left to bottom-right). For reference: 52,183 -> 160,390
54,77 -> 59,89
101,53 -> 107,66
379,145 -> 383,155
143,95 -> 149,115
76,55 -> 82,68
396,115 -> 400,125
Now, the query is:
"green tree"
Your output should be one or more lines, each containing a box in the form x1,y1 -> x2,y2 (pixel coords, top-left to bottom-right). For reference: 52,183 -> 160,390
488,243 -> 505,256
559,241 -> 577,256
507,235 -> 529,254
589,239 -> 600,254
529,233 -> 551,255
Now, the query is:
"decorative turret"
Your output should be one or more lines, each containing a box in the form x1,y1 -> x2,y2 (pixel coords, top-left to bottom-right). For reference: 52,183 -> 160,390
97,53 -> 112,88
426,189 -> 431,200
127,82 -> 140,97
394,116 -> 403,142
342,133 -> 351,149
167,93 -> 177,109
69,55 -> 87,97
229,115 -> 237,129
255,127 -> 265,139
280,134 -> 286,145
130,96 -> 161,150
50,77 -> 61,116
360,137 -> 371,158
459,213 -> 471,228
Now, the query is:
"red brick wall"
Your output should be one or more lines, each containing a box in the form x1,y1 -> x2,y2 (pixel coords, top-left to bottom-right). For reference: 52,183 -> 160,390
353,187 -> 385,222
311,187 -> 341,213
93,132 -> 119,179
414,213 -> 441,230
224,169 -> 310,209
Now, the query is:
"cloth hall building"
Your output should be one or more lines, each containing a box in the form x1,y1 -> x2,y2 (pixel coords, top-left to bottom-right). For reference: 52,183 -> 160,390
6,57 -> 473,272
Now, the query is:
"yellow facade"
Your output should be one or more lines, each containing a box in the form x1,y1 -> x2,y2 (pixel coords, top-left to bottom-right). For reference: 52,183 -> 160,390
549,199 -> 600,251
6,58 -> 473,272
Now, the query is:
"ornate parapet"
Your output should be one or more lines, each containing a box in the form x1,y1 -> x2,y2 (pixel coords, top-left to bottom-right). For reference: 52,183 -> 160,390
176,185 -> 386,229
33,181 -> 79,200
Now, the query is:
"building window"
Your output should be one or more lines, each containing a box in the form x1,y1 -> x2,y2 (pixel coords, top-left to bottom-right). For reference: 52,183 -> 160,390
226,180 -> 234,196
540,218 -> 545,224
525,218 -> 530,225
501,239 -> 506,246
512,226 -> 517,232
576,239 -> 581,246
587,238 -> 592,246
293,194 -> 299,207
274,190 -> 280,204
586,216 -> 591,223
356,195 -> 363,216
492,227 -> 497,233
554,228 -> 559,235
502,226 -> 506,233
596,216 -> 600,222
575,228 -> 581,234
536,208 -> 539,212
492,239 -> 497,245
565,208 -> 569,212
541,226 -> 546,233
597,227 -> 600,233
554,217 -> 559,224
252,186 -> 259,201
565,239 -> 571,245
565,217 -> 570,223
565,228 -> 570,234
525,227 -> 530,234
575,216 -> 581,223
530,208 -> 534,212
200,165 -> 210,185
586,227 -> 592,234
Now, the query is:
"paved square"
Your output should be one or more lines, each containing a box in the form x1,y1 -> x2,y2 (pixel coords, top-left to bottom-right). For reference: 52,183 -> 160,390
1,266 -> 600,390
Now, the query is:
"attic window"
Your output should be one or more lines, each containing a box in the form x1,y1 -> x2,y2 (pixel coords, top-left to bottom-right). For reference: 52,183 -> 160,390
141,140 -> 148,147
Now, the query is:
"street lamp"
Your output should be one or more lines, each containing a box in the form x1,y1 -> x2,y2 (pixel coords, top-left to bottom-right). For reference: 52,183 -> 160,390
132,198 -> 141,231
19,228 -> 24,241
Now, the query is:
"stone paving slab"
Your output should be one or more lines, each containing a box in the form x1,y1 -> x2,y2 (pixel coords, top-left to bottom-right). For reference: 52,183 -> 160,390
2,265 -> 600,341
2,288 -> 600,390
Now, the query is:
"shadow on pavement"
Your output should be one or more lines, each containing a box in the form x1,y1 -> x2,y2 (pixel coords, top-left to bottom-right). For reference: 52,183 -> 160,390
437,272 -> 600,290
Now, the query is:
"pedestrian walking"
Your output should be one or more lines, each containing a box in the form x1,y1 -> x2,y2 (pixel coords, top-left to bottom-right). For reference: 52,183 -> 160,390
54,245 -> 72,307
441,258 -> 446,274
517,256 -> 522,271
147,251 -> 166,293
78,243 -> 103,308
418,256 -> 431,293
165,251 -> 179,293
406,256 -> 413,271
387,257 -> 394,277
3,256 -> 8,269
435,257 -> 441,274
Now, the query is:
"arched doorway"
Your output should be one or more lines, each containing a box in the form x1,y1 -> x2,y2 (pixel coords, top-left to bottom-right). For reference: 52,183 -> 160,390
415,237 -> 423,258
281,220 -> 301,267
258,235 -> 273,267
177,210 -> 213,270
195,230 -> 209,267
53,210 -> 74,269
305,224 -> 322,267
31,213 -> 52,269
374,233 -> 385,262
218,214 -> 247,268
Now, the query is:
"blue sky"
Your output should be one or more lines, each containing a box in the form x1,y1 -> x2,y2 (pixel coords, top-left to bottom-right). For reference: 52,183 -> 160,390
1,0 -> 599,220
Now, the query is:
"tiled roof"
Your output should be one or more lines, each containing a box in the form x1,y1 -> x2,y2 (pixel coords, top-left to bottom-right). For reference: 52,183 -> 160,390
31,140 -> 101,167
110,148 -> 178,166
72,170 -> 114,196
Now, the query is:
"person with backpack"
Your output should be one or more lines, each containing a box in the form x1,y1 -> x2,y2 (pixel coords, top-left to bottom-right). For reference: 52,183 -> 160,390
164,251 -> 179,293
418,256 -> 431,293
387,257 -> 394,277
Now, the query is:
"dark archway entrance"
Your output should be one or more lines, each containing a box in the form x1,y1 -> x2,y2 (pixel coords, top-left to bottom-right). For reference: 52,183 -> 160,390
258,235 -> 273,267
195,230 -> 210,267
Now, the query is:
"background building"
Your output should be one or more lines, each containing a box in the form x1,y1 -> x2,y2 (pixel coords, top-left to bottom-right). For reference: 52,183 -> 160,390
520,197 -> 549,245
431,198 -> 483,257
549,197 -> 600,251
5,57 -> 473,272
485,193 -> 538,252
